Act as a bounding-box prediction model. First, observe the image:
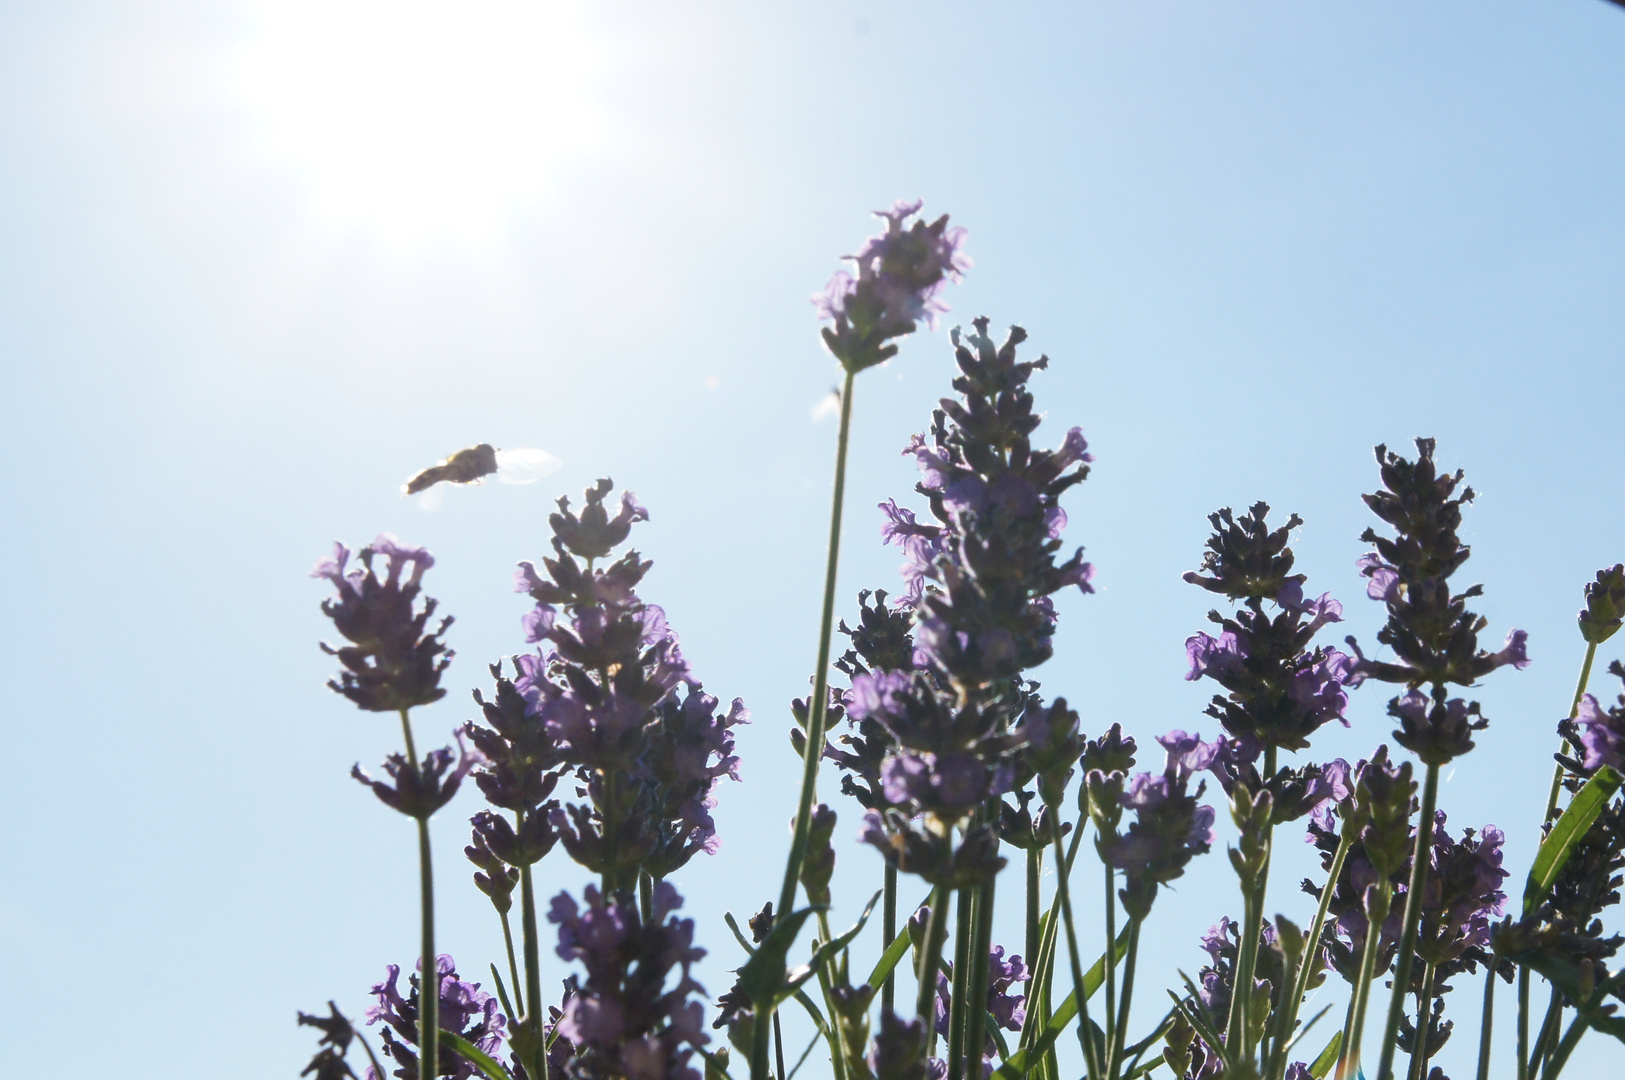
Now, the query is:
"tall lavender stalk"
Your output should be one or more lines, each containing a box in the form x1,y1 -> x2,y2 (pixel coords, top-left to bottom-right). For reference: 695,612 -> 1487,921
1341,440 -> 1527,1080
313,537 -> 477,1080
762,199 -> 969,1080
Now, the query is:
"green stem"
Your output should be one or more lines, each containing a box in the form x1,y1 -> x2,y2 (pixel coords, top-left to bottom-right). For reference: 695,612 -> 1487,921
883,863 -> 898,1017
1541,1010 -> 1590,1080
1339,888 -> 1391,1080
640,870 -> 654,924
416,815 -> 438,1080
814,911 -> 851,1080
398,709 -> 439,1080
1051,819 -> 1097,1080
1544,642 -> 1598,824
1026,847 -> 1042,995
1103,866 -> 1117,1070
1528,988 -> 1564,1078
1409,961 -> 1438,1080
1108,918 -> 1142,1080
1375,760 -> 1441,1080
1517,965 -> 1532,1080
1476,960 -> 1496,1080
1232,747 -> 1277,1066
949,886 -> 976,1080
499,909 -> 524,1020
1271,829 -> 1354,1080
520,858 -> 548,1080
969,875 -> 998,1074
918,884 -> 951,1056
776,366 -> 858,922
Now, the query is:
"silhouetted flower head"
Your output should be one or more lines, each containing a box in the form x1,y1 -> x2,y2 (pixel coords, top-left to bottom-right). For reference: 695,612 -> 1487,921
868,1011 -> 947,1080
1580,564 -> 1625,646
352,729 -> 483,820
298,1002 -> 357,1080
548,883 -> 708,1080
1100,734 -> 1217,918
496,481 -> 742,883
1345,439 -> 1528,695
1414,813 -> 1508,980
1389,688 -> 1488,767
364,955 -> 505,1080
1184,505 -> 1357,754
638,684 -> 750,878
1571,662 -> 1625,775
313,536 -> 453,712
815,199 -> 971,373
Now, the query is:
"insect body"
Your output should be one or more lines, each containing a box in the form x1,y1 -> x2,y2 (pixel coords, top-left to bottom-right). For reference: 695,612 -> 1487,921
403,444 -> 561,495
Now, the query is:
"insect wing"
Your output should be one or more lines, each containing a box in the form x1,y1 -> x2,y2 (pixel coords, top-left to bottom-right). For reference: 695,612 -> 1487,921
494,447 -> 562,485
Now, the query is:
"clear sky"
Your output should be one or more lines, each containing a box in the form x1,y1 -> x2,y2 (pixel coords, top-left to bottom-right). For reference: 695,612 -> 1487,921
2,2 -> 1623,1077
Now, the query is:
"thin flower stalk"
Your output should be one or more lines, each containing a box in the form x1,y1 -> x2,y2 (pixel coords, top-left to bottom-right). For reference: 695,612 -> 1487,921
1375,761 -> 1441,1080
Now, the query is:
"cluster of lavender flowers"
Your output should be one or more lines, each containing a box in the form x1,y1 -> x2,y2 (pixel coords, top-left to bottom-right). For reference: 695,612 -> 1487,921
297,201 -> 1625,1080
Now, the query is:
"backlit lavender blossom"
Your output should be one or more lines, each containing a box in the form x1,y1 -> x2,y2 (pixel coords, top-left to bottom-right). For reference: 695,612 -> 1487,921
352,729 -> 483,820
1414,813 -> 1508,979
1571,662 -> 1625,774
868,1011 -> 946,1080
1100,734 -> 1217,918
815,199 -> 971,373
1579,564 -> 1625,645
1186,918 -> 1295,1054
1301,749 -> 1416,983
1183,504 -> 1356,754
548,882 -> 708,1080
313,536 -> 453,713
298,1002 -> 358,1080
1345,439 -> 1528,705
364,955 -> 505,1080
849,321 -> 1092,887
481,479 -> 742,889
638,684 -> 750,877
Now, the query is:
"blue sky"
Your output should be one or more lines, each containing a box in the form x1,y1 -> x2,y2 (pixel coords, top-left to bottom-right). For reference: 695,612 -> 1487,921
2,2 -> 1623,1077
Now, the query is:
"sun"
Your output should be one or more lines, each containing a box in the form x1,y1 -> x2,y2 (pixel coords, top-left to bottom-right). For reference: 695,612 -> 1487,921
234,0 -> 605,247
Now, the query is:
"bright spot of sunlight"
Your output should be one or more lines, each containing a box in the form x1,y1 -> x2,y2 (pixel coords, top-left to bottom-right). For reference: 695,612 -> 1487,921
235,0 -> 606,247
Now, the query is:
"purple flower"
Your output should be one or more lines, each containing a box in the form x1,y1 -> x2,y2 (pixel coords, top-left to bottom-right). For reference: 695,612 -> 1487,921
1356,552 -> 1400,603
352,729 -> 483,820
1415,813 -> 1509,975
815,200 -> 971,373
1103,750 -> 1217,918
313,536 -> 454,713
1346,439 -> 1529,693
1184,631 -> 1244,682
1577,690 -> 1625,773
364,955 -> 505,1080
493,480 -> 743,883
880,750 -> 1014,818
846,669 -> 914,723
1183,505 -> 1358,754
639,684 -> 751,876
549,883 -> 708,1080
868,1011 -> 940,1080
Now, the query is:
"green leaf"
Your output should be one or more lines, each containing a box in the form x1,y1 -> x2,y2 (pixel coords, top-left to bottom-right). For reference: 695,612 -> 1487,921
1524,765 -> 1623,915
989,925 -> 1130,1080
736,905 -> 821,1007
487,963 -> 516,1025
1513,953 -> 1625,1041
1307,1030 -> 1342,1078
865,921 -> 914,990
440,1030 -> 515,1080
1167,986 -> 1229,1071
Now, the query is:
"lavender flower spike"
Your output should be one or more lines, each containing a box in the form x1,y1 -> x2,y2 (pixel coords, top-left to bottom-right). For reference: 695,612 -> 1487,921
364,954 -> 505,1080
815,200 -> 971,373
313,535 -> 454,713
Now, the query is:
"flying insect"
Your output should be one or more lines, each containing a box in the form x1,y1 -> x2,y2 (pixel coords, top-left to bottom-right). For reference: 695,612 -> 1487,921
403,443 -> 561,495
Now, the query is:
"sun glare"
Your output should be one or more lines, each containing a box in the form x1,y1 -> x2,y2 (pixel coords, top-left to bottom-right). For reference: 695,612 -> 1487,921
235,0 -> 605,247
